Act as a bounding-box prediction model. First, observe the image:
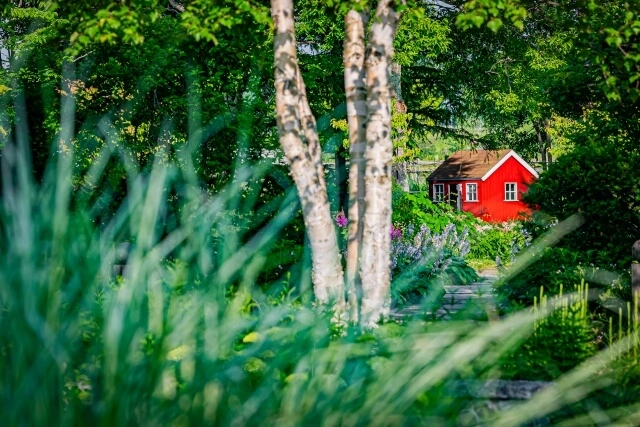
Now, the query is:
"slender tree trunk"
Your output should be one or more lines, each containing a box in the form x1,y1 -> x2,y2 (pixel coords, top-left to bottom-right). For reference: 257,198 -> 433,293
633,240 -> 640,322
390,61 -> 409,191
359,0 -> 404,326
271,0 -> 345,308
544,118 -> 552,166
535,119 -> 553,170
534,121 -> 547,171
335,144 -> 348,212
344,8 -> 369,323
389,61 -> 402,102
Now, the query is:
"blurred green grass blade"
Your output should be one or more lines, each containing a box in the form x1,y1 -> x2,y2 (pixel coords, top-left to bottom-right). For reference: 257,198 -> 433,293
496,213 -> 585,285
494,331 -> 640,426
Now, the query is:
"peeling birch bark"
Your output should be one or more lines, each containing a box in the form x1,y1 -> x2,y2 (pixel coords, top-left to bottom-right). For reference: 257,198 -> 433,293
359,0 -> 404,326
271,0 -> 345,308
344,8 -> 369,323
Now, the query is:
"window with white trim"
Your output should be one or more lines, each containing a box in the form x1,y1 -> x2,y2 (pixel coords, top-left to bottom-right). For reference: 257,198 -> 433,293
433,184 -> 444,202
466,183 -> 478,202
505,182 -> 517,201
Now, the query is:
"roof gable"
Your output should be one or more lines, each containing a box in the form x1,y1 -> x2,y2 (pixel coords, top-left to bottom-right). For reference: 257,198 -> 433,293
427,149 -> 538,181
481,150 -> 539,180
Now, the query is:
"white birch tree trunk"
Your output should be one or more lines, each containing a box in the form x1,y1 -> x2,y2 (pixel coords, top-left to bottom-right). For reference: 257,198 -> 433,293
271,0 -> 404,325
344,8 -> 369,323
271,0 -> 345,309
359,0 -> 403,326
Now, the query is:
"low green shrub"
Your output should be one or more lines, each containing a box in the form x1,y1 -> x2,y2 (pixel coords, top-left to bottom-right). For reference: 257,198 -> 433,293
392,189 -> 466,233
494,244 -> 632,315
495,247 -> 589,307
468,221 -> 529,264
498,285 -> 597,381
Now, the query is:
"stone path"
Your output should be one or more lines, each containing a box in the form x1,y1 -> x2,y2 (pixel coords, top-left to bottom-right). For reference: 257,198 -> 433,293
391,269 -> 499,321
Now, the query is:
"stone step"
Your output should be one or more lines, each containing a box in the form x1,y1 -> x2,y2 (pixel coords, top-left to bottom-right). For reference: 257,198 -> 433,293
391,275 -> 499,320
437,309 -> 495,320
441,303 -> 494,312
451,380 -> 551,399
444,285 -> 493,294
396,307 -> 433,315
442,294 -> 495,302
441,305 -> 495,311
434,310 -> 452,320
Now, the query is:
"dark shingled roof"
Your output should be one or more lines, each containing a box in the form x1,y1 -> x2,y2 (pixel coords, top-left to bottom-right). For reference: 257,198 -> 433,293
427,149 -> 512,180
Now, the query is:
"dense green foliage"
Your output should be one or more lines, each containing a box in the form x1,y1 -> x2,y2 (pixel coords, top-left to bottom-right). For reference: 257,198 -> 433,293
2,0 -> 640,424
524,140 -> 640,268
502,108 -> 640,309
0,152 -> 638,424
496,247 -> 590,306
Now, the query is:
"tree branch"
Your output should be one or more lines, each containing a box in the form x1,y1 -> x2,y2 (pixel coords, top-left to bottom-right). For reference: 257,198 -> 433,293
167,0 -> 185,13
72,50 -> 94,62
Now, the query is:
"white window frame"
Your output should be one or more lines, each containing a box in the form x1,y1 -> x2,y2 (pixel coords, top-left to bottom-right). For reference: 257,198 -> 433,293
504,182 -> 518,201
433,184 -> 444,202
466,183 -> 478,202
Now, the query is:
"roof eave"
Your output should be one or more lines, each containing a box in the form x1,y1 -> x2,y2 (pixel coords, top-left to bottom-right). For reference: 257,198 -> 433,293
427,177 -> 483,181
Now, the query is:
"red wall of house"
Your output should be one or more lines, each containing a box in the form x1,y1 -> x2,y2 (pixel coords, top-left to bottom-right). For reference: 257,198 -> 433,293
429,156 -> 537,222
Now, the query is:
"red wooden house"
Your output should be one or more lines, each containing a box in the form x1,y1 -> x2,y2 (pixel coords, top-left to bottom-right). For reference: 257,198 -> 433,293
426,149 -> 538,222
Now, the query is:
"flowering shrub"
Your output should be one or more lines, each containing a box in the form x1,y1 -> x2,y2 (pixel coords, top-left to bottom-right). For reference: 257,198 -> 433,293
335,211 -> 348,228
391,187 -> 532,263
470,221 -> 531,264
390,223 -> 478,304
390,224 -> 403,240
330,211 -> 480,304
391,224 -> 467,273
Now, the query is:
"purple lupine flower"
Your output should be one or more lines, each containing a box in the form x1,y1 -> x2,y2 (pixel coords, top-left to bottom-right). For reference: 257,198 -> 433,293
459,240 -> 471,258
335,211 -> 348,228
390,225 -> 403,240
390,221 -> 474,282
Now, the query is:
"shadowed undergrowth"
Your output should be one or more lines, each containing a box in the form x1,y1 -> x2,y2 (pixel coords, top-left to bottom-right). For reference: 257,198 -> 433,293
1,87 -> 639,427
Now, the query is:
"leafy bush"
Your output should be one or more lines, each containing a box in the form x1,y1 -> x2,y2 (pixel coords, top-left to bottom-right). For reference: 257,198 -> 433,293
523,139 -> 640,268
468,221 -> 530,264
498,285 -> 596,381
495,247 -> 589,307
495,242 -> 631,318
392,188 -> 466,233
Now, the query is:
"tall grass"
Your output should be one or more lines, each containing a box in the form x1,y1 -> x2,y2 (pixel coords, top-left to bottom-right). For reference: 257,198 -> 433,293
1,74 -> 640,426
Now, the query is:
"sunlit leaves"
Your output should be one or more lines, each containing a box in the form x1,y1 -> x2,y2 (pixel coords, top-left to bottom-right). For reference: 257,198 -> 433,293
589,2 -> 640,102
456,0 -> 527,32
180,0 -> 271,45
67,1 -> 162,55
394,6 -> 450,66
